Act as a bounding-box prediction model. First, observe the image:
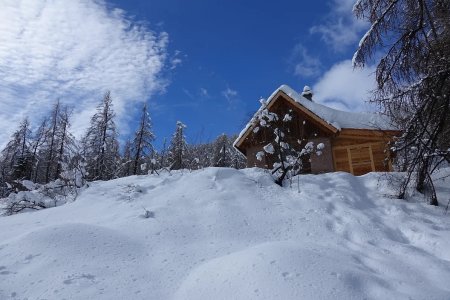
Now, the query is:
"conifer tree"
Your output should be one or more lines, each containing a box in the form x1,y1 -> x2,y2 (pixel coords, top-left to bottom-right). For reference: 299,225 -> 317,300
168,121 -> 188,170
131,103 -> 155,175
29,118 -> 49,182
118,139 -> 133,177
353,0 -> 450,205
212,134 -> 232,167
0,118 -> 32,180
43,100 -> 61,183
83,91 -> 120,180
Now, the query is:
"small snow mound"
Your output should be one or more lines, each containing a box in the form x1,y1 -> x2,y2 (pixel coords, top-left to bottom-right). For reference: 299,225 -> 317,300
174,241 -> 384,300
205,167 -> 243,181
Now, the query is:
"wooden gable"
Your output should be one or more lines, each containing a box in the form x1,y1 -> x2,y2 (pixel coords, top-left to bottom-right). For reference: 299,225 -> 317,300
235,90 -> 338,154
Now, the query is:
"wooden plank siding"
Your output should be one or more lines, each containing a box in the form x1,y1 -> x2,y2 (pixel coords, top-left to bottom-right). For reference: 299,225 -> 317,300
332,142 -> 391,175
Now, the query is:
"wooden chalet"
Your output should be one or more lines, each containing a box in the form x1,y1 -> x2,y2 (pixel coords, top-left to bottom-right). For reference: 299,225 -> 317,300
234,85 -> 401,176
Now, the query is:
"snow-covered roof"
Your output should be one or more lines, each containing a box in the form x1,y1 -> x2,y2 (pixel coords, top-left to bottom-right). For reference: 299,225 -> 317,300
234,84 -> 398,149
275,85 -> 395,131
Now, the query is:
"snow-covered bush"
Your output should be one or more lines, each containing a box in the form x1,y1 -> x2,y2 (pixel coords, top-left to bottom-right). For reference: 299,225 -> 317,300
0,179 -> 80,216
253,107 -> 323,185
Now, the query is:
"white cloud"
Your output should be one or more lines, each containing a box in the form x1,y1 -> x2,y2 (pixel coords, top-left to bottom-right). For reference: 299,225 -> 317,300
221,87 -> 239,109
310,0 -> 368,52
170,50 -> 183,70
313,60 -> 377,112
222,87 -> 238,102
289,43 -> 322,78
0,0 -> 169,147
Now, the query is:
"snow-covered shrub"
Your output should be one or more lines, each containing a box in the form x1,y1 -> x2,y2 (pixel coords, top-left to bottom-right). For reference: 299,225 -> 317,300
253,107 -> 323,185
0,179 -> 80,216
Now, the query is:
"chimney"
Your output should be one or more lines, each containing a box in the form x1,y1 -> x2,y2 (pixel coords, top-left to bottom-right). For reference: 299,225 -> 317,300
301,85 -> 313,101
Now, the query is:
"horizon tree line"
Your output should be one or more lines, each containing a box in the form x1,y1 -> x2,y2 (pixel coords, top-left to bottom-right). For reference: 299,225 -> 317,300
0,91 -> 247,195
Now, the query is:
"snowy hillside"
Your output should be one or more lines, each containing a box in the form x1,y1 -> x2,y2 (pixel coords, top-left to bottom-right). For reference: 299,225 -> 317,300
1,168 -> 450,300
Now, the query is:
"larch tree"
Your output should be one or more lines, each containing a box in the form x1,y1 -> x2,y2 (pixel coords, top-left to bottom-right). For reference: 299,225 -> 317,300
211,134 -> 246,168
0,118 -> 32,181
168,121 -> 188,170
119,139 -> 133,177
212,134 -> 232,167
353,0 -> 450,205
43,100 -> 61,183
39,101 -> 76,183
131,103 -> 155,175
29,118 -> 49,182
83,91 -> 120,181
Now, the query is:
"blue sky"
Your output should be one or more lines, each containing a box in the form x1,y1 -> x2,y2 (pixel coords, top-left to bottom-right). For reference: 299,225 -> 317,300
0,0 -> 376,148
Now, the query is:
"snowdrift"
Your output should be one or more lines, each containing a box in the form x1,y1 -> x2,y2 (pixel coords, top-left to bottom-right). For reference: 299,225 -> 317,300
0,168 -> 449,299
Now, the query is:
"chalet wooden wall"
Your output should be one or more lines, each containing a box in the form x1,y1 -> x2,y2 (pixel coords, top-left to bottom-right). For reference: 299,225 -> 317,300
332,133 -> 392,175
310,137 -> 334,173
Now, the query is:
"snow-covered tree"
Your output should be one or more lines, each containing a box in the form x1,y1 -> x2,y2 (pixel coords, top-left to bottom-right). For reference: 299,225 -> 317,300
82,91 -> 120,180
211,134 -> 246,168
29,118 -> 49,182
53,108 -> 77,181
229,134 -> 247,169
187,142 -> 213,169
212,134 -> 232,167
131,103 -> 155,175
36,101 -> 77,183
0,118 -> 32,181
42,100 -> 62,183
168,121 -> 188,170
117,139 -> 133,177
252,102 -> 323,185
353,0 -> 450,205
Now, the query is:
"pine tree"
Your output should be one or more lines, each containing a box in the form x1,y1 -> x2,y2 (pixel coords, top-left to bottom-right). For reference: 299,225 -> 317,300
131,103 -> 155,175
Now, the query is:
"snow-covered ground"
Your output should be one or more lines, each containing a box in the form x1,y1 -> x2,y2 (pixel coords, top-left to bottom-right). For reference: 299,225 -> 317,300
1,168 -> 450,299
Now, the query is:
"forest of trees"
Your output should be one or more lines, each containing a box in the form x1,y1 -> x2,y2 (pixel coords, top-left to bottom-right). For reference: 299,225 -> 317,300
0,92 -> 246,212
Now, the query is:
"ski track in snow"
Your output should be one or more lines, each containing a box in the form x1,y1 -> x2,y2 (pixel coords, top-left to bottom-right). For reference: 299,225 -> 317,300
0,167 -> 450,299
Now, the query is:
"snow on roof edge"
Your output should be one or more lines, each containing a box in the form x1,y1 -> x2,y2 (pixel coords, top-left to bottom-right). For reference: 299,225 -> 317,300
233,84 -> 398,150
